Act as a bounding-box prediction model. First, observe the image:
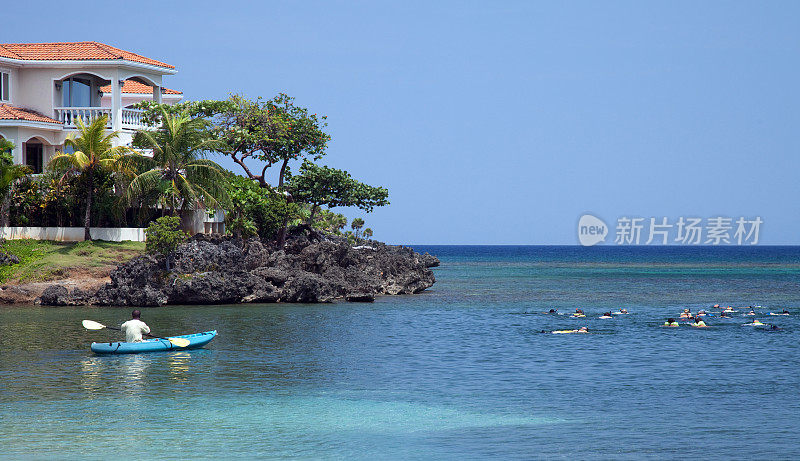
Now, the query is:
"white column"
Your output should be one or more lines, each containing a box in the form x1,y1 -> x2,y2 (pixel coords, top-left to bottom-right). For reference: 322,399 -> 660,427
111,73 -> 122,133
153,85 -> 162,104
14,138 -> 23,165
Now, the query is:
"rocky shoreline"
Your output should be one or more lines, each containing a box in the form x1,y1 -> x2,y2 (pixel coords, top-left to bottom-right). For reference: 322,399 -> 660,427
38,231 -> 439,307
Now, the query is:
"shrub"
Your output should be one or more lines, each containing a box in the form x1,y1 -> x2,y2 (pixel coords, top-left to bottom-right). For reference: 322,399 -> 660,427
223,174 -> 301,240
145,216 -> 187,271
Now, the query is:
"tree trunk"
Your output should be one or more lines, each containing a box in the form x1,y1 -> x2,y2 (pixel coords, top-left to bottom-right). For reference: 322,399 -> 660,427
234,211 -> 242,240
278,158 -> 289,188
276,192 -> 293,248
0,192 -> 11,228
295,223 -> 322,241
84,178 -> 93,241
308,204 -> 318,224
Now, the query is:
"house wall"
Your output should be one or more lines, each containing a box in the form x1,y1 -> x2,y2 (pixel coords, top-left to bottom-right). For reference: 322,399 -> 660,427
0,126 -> 18,161
100,93 -> 181,109
0,125 -> 62,164
14,66 -> 164,118
0,213 -> 224,242
0,66 -> 20,105
2,66 -> 171,162
0,226 -> 146,242
181,209 -> 226,235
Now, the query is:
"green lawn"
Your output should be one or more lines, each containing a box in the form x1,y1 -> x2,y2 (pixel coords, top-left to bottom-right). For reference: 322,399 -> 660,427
0,239 -> 145,284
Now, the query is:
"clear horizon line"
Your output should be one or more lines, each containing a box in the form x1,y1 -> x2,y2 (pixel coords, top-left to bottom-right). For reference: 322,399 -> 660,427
398,243 -> 800,247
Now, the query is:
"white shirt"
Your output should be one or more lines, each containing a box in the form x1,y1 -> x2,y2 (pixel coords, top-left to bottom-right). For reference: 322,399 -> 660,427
120,319 -> 151,343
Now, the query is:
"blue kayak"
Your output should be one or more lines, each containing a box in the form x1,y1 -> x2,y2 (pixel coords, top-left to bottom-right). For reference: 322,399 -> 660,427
91,330 -> 217,355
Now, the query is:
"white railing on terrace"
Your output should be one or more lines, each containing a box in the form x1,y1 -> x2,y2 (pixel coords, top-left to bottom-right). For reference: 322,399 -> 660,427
54,107 -> 148,130
120,108 -> 145,130
54,107 -> 112,128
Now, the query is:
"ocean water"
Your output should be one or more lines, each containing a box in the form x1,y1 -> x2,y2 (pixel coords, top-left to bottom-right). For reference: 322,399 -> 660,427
1,245 -> 799,459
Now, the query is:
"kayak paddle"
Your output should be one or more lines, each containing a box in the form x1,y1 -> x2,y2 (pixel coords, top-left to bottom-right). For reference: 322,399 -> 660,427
82,320 -> 191,347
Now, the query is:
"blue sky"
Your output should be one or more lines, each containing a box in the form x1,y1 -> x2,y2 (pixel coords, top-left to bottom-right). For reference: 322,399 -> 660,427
5,1 -> 800,244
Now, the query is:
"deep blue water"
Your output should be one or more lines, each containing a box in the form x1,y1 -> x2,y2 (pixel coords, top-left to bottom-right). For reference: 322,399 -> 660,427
1,245 -> 799,459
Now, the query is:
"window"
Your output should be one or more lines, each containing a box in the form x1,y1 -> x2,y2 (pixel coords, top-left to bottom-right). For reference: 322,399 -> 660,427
61,77 -> 91,107
0,72 -> 9,102
25,143 -> 43,174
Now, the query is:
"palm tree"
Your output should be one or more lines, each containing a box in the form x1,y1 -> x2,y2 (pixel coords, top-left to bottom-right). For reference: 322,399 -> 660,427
0,138 -> 31,226
125,108 -> 229,221
351,217 -> 365,240
48,116 -> 134,240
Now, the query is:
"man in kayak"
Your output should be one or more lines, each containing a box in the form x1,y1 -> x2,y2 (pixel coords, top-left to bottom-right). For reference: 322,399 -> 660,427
120,310 -> 151,343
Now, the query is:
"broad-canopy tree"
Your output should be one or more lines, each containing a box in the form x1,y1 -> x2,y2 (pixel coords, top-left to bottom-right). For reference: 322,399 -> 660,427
127,107 -> 230,217
138,94 -> 329,191
48,116 -> 135,240
309,208 -> 347,234
214,94 -> 330,190
222,174 -> 299,240
137,95 -> 388,245
289,160 -> 389,222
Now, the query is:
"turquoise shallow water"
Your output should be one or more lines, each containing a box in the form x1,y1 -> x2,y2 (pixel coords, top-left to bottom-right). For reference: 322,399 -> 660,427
1,245 -> 799,459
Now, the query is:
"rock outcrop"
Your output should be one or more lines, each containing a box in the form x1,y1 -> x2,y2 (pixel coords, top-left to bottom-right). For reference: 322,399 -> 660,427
39,285 -> 92,306
0,250 -> 19,266
44,231 -> 438,307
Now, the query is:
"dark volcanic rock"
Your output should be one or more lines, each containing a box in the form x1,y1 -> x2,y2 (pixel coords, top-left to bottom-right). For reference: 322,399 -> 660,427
39,285 -> 93,306
281,271 -> 343,303
345,292 -> 375,302
39,284 -> 69,305
55,231 -> 439,307
0,250 -> 19,266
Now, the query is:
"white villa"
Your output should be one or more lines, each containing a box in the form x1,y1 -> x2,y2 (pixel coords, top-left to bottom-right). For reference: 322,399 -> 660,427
0,41 -> 223,237
0,41 -> 180,171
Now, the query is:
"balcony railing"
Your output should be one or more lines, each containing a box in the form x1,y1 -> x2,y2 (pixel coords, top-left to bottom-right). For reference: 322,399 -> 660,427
54,107 -> 112,128
54,107 -> 147,131
120,108 -> 145,130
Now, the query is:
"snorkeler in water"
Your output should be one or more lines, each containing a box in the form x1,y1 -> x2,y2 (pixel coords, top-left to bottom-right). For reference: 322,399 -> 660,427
549,326 -> 589,334
663,318 -> 680,327
692,318 -> 708,328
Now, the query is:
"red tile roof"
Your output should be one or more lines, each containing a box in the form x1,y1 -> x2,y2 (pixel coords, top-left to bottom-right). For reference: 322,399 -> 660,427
0,104 -> 61,125
99,79 -> 182,95
0,41 -> 174,69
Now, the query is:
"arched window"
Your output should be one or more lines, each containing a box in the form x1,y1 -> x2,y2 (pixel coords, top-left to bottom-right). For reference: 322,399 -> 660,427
25,140 -> 43,174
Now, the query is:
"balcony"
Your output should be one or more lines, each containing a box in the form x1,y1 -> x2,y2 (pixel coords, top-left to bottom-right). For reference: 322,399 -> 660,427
54,107 -> 111,128
120,108 -> 145,130
54,107 -> 146,131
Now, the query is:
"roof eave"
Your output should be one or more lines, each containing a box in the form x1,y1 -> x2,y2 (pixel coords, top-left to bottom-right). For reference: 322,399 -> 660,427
101,92 -> 183,97
0,119 -> 64,130
0,57 -> 177,74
